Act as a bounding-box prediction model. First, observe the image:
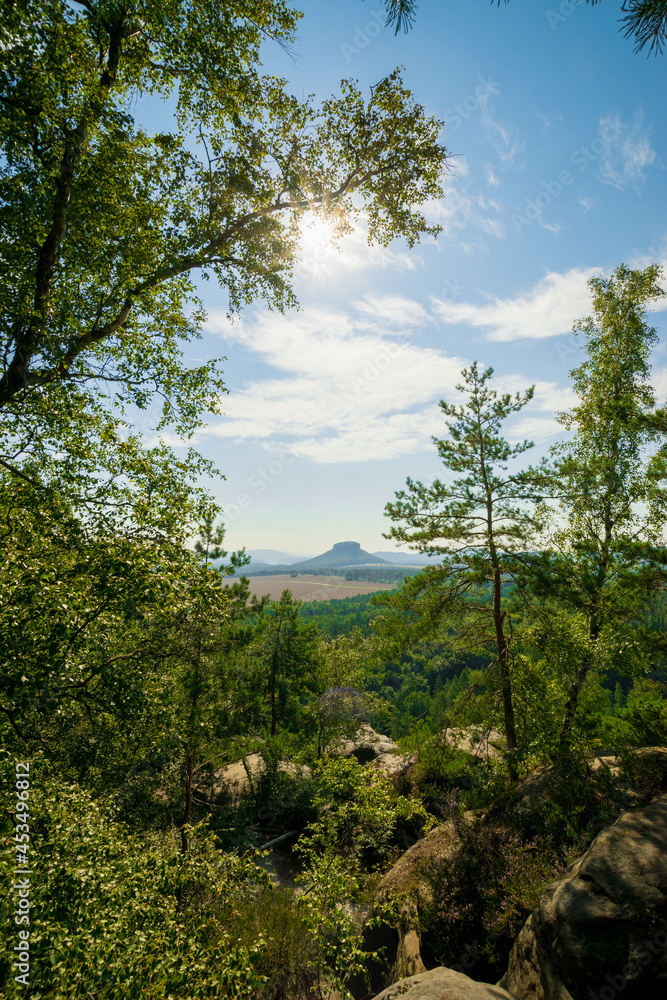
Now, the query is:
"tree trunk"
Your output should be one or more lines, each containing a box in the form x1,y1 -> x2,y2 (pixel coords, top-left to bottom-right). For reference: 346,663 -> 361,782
180,750 -> 194,854
492,566 -> 518,782
559,657 -> 592,747
480,421 -> 519,783
559,612 -> 599,746
559,510 -> 608,747
270,650 -> 277,737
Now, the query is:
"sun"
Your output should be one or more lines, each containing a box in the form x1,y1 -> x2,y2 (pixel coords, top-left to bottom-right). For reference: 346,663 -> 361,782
296,212 -> 345,279
299,214 -> 338,258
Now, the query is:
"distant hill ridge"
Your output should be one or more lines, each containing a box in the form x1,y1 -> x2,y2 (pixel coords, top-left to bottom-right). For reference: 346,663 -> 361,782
232,541 -> 436,577
295,541 -> 390,569
246,548 -> 311,566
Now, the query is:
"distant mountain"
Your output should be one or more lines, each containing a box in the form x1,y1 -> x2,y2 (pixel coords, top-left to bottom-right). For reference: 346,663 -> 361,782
246,549 -> 312,566
373,550 -> 441,566
295,541 -> 391,569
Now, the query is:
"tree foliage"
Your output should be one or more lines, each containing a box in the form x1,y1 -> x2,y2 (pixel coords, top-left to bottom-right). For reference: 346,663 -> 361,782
379,1 -> 667,55
619,0 -> 667,54
251,590 -> 321,738
534,263 -> 667,743
0,769 -> 271,999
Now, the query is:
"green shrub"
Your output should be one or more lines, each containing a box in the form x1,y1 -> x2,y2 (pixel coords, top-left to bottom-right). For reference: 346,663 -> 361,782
515,752 -> 624,855
0,769 -> 269,999
423,814 -> 565,981
301,756 -> 431,871
220,887 -> 318,1000
614,679 -> 667,747
398,723 -> 512,815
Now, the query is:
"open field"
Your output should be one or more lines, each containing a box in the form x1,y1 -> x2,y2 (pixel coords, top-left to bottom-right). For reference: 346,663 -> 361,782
245,573 -> 397,602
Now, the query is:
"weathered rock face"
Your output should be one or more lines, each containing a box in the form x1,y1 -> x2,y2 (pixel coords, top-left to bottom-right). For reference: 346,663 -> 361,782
200,753 -> 311,807
443,727 -> 506,762
378,819 -> 459,902
373,966 -> 516,1000
371,750 -> 416,780
500,793 -> 667,1000
340,723 -> 399,763
348,821 -> 460,999
515,746 -> 667,814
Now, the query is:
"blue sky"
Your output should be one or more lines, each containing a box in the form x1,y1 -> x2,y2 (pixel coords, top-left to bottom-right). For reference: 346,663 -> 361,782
164,0 -> 667,556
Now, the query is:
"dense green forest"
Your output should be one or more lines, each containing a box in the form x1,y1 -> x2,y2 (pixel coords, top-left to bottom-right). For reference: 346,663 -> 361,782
1,2 -> 667,999
302,586 -> 667,742
301,592 -> 383,636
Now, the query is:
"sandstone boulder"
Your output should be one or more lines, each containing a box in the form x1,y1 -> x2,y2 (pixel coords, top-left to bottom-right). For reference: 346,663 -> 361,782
500,793 -> 667,1000
372,966 -> 516,1000
340,724 -> 399,763
378,819 -> 459,902
348,821 -> 461,998
443,726 -> 506,762
201,753 -> 311,807
371,751 -> 416,780
517,746 -> 667,807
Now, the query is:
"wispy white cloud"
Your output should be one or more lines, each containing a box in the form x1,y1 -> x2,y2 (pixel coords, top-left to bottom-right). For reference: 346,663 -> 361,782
432,267 -> 601,342
652,366 -> 667,402
353,294 -> 432,332
206,306 -> 466,463
479,95 -> 525,167
538,217 -> 563,235
511,381 -> 577,441
598,111 -> 656,190
204,288 -> 577,463
424,159 -> 506,244
202,249 -> 667,467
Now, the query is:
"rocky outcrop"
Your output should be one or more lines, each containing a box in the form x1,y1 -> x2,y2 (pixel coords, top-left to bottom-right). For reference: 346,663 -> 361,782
340,724 -> 400,764
360,751 -> 667,1000
590,745 -> 667,797
515,746 -> 667,814
200,753 -> 311,807
373,966 -> 516,1000
500,793 -> 667,1000
377,819 -> 459,901
348,821 -> 461,998
371,750 -> 416,780
443,727 -> 506,762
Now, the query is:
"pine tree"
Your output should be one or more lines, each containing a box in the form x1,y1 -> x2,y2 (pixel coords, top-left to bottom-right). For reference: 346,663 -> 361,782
382,363 -> 544,779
